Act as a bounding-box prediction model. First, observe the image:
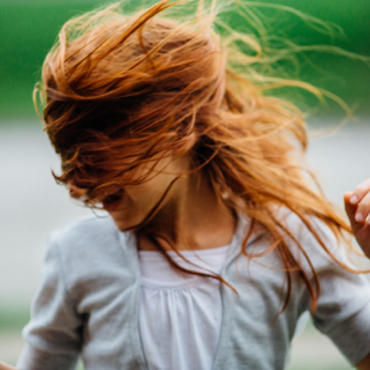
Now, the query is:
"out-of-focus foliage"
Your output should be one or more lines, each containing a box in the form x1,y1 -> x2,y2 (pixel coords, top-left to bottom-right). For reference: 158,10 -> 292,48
0,0 -> 369,120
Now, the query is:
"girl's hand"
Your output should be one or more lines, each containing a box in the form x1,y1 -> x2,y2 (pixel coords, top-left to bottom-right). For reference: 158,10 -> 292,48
344,179 -> 370,258
0,360 -> 17,370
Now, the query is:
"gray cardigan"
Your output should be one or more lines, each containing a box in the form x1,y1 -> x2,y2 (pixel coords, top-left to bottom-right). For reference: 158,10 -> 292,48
17,210 -> 370,369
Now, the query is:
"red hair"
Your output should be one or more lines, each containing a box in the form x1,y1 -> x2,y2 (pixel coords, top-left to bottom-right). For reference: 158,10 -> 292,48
35,0 -> 366,314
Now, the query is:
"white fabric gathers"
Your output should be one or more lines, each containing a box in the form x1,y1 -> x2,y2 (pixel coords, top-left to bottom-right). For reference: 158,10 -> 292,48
138,244 -> 230,370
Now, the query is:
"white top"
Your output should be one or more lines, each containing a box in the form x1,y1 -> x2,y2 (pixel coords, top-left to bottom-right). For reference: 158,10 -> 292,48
138,244 -> 230,370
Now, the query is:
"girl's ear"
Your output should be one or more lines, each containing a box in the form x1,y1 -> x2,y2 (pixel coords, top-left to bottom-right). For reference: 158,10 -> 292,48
172,131 -> 198,157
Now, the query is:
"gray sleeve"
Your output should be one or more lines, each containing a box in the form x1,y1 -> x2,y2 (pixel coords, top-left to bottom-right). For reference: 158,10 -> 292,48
16,233 -> 83,370
307,222 -> 370,366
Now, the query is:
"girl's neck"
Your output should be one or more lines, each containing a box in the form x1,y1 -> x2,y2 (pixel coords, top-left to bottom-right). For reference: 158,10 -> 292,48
136,169 -> 237,252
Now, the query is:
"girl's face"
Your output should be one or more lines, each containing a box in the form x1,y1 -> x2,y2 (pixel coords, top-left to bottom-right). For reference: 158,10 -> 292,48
101,154 -> 188,232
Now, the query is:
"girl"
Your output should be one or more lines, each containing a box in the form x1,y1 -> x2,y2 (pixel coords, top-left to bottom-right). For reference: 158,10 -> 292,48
6,0 -> 370,369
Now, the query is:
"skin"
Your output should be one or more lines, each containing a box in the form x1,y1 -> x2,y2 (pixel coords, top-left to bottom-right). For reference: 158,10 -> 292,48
103,152 -> 237,251
358,355 -> 370,370
344,179 -> 370,369
344,178 -> 370,258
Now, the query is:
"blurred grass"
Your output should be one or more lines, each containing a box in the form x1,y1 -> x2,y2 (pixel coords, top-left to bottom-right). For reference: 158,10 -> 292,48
0,305 -> 30,331
0,0 -> 369,120
0,1 -> 101,120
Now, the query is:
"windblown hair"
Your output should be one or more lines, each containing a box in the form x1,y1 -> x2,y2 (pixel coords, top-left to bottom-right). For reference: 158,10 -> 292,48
35,0 -> 363,314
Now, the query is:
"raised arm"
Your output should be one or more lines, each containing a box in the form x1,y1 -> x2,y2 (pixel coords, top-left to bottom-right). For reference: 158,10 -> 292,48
344,180 -> 370,369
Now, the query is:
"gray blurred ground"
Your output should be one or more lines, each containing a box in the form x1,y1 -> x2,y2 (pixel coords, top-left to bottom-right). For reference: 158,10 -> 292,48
1,118 -> 369,369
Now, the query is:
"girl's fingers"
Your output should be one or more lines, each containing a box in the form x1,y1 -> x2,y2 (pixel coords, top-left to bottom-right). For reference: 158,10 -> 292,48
347,178 -> 370,206
355,189 -> 370,224
344,191 -> 361,234
345,181 -> 370,256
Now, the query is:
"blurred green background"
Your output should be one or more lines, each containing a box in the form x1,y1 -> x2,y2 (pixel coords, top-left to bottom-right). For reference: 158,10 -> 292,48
0,0 -> 369,120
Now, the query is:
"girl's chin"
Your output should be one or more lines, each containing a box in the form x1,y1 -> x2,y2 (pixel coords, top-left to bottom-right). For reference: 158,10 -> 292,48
102,198 -> 123,211
102,190 -> 129,211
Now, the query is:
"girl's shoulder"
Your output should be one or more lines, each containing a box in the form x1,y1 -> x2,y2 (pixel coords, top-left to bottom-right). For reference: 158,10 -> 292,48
272,206 -> 338,242
32,215 -> 137,316
47,214 -> 131,270
271,206 -> 350,268
50,214 -> 118,247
